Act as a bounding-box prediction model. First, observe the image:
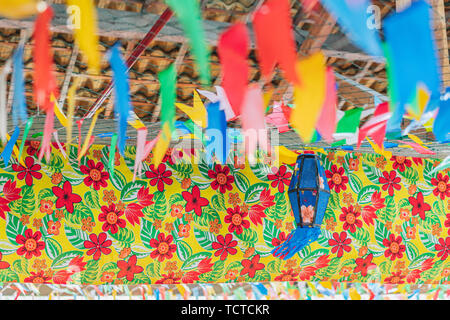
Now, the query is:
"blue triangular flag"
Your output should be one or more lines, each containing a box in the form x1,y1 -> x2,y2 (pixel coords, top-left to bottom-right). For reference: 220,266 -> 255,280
109,42 -> 131,156
12,44 -> 27,126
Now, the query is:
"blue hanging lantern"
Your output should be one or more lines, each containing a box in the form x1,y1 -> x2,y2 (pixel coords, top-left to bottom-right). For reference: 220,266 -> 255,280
272,154 -> 330,260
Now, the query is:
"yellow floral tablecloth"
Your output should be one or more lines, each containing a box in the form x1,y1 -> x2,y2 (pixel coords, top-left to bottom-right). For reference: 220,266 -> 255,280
0,142 -> 448,285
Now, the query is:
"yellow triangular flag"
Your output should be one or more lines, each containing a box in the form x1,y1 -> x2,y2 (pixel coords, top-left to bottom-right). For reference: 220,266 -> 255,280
349,287 -> 361,300
152,122 -> 171,167
0,0 -> 39,19
275,145 -> 298,165
67,0 -> 100,74
175,90 -> 206,128
366,137 -> 392,159
51,93 -> 68,127
408,86 -> 430,121
290,52 -> 327,143
77,107 -> 103,160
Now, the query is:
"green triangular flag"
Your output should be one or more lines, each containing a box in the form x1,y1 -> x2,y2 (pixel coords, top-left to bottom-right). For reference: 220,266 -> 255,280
335,107 -> 363,134
165,0 -> 211,85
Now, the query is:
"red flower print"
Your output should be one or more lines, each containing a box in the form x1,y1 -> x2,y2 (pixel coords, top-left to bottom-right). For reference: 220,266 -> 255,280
80,160 -> 110,190
155,272 -> 181,284
248,204 -> 266,226
445,214 -> 450,235
385,271 -> 406,284
136,186 -> 154,207
98,203 -> 126,234
0,198 -> 11,220
2,180 -> 21,202
267,165 -> 292,193
390,155 -> 411,172
224,206 -> 250,235
124,203 -> 144,226
197,258 -> 214,274
408,192 -> 431,220
149,233 -> 177,262
83,232 -> 112,261
353,253 -> 376,277
260,188 -> 275,208
339,206 -> 363,233
182,271 -> 201,284
145,163 -> 173,192
298,266 -> 316,281
271,232 -> 287,247
182,185 -> 209,216
52,181 -> 82,213
431,173 -> 450,200
25,140 -> 41,156
212,234 -> 238,260
325,165 -> 349,193
0,253 -> 10,269
412,157 -> 423,166
24,271 -> 52,284
274,269 -> 298,281
240,254 -> 265,278
12,156 -> 42,186
435,237 -> 450,261
379,170 -> 401,196
117,255 -> 143,282
328,232 -> 352,258
208,164 -> 235,193
383,234 -> 406,261
406,269 -> 421,284
16,229 -> 45,259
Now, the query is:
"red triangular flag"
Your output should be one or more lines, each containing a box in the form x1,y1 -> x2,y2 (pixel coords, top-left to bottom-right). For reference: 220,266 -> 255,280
218,22 -> 249,118
252,0 -> 299,85
33,6 -> 58,111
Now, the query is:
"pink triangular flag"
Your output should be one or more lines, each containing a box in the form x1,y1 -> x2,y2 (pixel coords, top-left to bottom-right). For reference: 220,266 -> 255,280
266,102 -> 290,133
241,83 -> 269,163
316,67 -> 337,142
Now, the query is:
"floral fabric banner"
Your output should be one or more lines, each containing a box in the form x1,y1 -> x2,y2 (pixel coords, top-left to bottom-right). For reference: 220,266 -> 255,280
0,142 -> 448,286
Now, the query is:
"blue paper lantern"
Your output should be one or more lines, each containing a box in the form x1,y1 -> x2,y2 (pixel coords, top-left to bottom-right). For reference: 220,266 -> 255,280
273,154 -> 330,260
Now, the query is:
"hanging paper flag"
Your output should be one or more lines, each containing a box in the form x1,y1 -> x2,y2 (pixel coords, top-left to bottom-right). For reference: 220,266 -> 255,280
333,107 -> 363,144
38,107 -> 55,162
384,0 -> 441,133
206,102 -> 228,164
153,63 -> 176,165
316,67 -> 337,143
0,126 -> 20,167
240,84 -> 269,164
109,42 -> 131,156
51,93 -> 68,127
319,0 -> 382,57
33,5 -> 59,111
252,0 -> 299,85
78,107 -> 103,160
133,127 -> 147,181
0,0 -> 39,19
274,145 -> 298,165
108,133 -> 118,178
66,77 -> 80,145
153,122 -> 172,167
290,52 -> 327,143
175,90 -> 206,128
433,88 -> 450,142
12,44 -> 27,126
18,117 -> 33,161
397,140 -> 435,155
67,0 -> 100,74
0,59 -> 11,144
218,22 -> 249,117
52,131 -> 67,159
197,86 -> 235,121
357,101 -> 390,149
165,0 -> 210,85
366,137 -> 392,159
159,64 -> 176,132
266,102 -> 290,133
